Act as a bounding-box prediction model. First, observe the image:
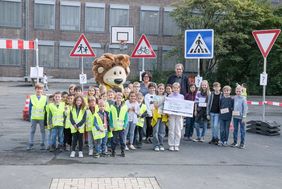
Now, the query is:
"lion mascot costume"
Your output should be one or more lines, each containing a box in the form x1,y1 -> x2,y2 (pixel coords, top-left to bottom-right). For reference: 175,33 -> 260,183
92,53 -> 130,92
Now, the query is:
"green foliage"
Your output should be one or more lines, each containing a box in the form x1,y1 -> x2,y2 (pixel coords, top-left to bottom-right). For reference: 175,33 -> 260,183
171,0 -> 282,95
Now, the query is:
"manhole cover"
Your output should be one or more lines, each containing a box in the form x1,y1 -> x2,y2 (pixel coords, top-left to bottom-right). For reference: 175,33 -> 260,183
50,177 -> 161,189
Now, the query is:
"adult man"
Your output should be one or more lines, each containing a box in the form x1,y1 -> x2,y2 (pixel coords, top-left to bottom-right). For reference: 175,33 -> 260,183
167,63 -> 188,95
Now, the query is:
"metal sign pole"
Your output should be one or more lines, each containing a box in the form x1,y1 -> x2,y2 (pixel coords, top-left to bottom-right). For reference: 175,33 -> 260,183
262,57 -> 267,122
35,38 -> 39,84
81,57 -> 84,92
197,58 -> 200,76
142,58 -> 145,72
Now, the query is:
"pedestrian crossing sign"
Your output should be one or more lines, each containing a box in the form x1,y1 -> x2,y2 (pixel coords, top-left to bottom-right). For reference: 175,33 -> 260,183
185,29 -> 214,59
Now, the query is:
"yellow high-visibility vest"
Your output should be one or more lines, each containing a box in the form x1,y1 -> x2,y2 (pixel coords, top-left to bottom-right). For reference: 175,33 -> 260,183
110,104 -> 128,131
85,107 -> 98,132
70,107 -> 86,134
136,103 -> 147,127
30,95 -> 47,120
49,102 -> 65,127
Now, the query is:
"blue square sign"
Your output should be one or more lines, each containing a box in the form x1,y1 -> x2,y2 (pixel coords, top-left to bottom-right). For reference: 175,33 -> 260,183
185,29 -> 214,59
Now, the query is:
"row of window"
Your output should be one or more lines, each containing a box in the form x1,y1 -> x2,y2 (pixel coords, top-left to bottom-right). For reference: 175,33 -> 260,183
0,43 -> 178,71
0,0 -> 180,36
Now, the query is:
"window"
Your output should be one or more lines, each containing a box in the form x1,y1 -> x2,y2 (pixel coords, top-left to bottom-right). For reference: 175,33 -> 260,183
110,4 -> 129,27
140,6 -> 159,35
59,42 -> 79,68
34,0 -> 55,29
60,1 -> 80,31
0,49 -> 21,65
85,3 -> 105,32
162,46 -> 178,71
163,7 -> 180,36
84,44 -> 104,69
38,41 -> 54,67
0,0 -> 21,27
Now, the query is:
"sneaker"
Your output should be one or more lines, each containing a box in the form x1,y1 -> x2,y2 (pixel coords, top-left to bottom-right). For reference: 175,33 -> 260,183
199,138 -> 205,142
193,138 -> 200,142
121,151 -> 125,157
214,138 -> 219,145
111,151 -> 116,157
26,144 -> 33,151
169,146 -> 174,151
101,152 -> 109,157
129,145 -> 136,150
218,141 -> 224,146
125,146 -> 129,151
187,137 -> 193,141
154,146 -> 160,151
230,143 -> 239,148
89,149 -> 94,156
49,145 -> 55,152
239,144 -> 246,149
159,146 -> 165,151
94,153 -> 100,158
78,151 -> 83,158
70,151 -> 76,158
223,142 -> 229,147
208,138 -> 215,144
175,146 -> 179,151
40,143 -> 45,150
58,145 -> 63,152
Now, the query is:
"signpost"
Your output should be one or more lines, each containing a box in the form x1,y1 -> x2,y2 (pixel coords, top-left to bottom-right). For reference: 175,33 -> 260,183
185,29 -> 214,87
70,34 -> 95,90
131,34 -> 156,81
252,29 -> 281,121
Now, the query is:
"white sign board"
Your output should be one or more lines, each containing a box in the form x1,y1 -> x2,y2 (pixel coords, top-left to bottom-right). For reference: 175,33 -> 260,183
163,97 -> 194,117
260,73 -> 268,86
79,74 -> 87,84
195,76 -> 203,88
30,67 -> 43,78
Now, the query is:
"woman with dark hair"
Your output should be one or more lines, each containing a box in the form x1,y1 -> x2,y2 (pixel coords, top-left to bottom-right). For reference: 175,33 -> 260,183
140,71 -> 152,96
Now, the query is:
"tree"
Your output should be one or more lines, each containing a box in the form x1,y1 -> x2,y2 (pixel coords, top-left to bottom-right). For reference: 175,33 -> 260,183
171,0 -> 282,95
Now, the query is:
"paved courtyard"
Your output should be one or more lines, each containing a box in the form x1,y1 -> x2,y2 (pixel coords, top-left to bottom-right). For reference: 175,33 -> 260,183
0,81 -> 282,189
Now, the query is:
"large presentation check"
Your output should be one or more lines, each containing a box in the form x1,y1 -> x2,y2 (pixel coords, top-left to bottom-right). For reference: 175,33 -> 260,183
163,97 -> 194,117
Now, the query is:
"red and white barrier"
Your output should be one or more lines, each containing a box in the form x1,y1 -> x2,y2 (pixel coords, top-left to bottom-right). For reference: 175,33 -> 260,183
247,100 -> 282,107
0,39 -> 35,50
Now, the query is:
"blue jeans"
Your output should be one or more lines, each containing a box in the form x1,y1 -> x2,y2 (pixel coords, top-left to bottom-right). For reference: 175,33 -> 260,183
233,118 -> 245,144
95,131 -> 108,154
185,117 -> 195,138
88,131 -> 94,150
29,120 -> 45,145
51,126 -> 64,146
153,119 -> 166,147
220,120 -> 231,143
210,113 -> 220,139
195,121 -> 207,139
124,121 -> 136,145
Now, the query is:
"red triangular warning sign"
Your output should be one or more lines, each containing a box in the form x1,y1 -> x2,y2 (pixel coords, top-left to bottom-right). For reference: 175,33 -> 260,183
131,34 -> 156,58
252,29 -> 280,58
70,34 -> 96,57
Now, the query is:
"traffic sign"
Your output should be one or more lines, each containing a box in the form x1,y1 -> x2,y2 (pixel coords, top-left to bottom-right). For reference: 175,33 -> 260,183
185,29 -> 214,59
252,29 -> 281,58
195,76 -> 203,88
260,73 -> 268,86
131,34 -> 156,58
79,74 -> 87,84
70,34 -> 96,57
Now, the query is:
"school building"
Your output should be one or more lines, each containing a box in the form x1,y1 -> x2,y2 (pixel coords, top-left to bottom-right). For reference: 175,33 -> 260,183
0,0 -> 280,80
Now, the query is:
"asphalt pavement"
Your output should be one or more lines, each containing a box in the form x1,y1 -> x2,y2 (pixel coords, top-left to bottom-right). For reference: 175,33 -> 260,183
0,81 -> 281,189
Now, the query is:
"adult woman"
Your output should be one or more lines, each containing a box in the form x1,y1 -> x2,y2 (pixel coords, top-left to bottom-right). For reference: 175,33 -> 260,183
140,71 -> 152,96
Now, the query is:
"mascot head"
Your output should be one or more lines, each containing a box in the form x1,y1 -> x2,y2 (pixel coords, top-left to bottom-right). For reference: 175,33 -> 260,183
92,53 -> 130,91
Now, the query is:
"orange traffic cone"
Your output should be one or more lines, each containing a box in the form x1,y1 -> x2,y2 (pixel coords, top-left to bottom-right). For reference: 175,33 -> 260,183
23,95 -> 30,121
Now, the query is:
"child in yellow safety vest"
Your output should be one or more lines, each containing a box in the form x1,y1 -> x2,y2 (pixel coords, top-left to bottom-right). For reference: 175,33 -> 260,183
93,99 -> 111,158
85,96 -> 98,156
64,94 -> 74,151
49,92 -> 66,152
134,92 -> 147,148
152,83 -> 168,151
109,92 -> 128,157
69,95 -> 87,158
27,83 -> 47,151
45,94 -> 54,150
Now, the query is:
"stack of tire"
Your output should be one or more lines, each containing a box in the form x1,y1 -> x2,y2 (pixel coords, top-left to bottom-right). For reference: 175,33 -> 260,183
246,120 -> 280,136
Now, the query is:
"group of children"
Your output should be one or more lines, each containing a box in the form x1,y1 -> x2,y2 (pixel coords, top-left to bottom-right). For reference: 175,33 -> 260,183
26,79 -> 248,159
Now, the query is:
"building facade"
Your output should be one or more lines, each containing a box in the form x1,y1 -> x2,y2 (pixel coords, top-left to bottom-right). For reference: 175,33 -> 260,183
0,0 -> 189,80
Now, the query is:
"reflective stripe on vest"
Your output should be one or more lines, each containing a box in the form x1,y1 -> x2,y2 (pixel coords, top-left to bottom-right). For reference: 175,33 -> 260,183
70,107 -> 86,133
92,113 -> 106,140
30,95 -> 47,120
110,104 -> 128,131
49,102 -> 65,127
136,104 -> 147,127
